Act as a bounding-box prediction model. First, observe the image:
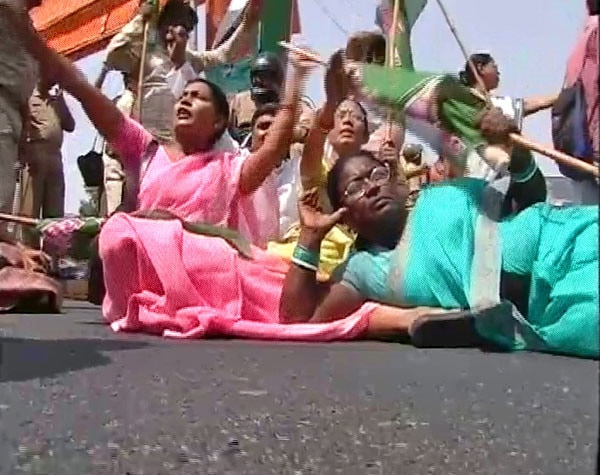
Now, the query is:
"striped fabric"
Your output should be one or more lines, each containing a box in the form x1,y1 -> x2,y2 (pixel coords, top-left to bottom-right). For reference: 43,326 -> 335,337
30,0 -> 175,60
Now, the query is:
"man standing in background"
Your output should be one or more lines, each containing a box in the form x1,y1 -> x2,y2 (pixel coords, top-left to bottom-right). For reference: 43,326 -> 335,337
21,81 -> 75,221
0,0 -> 41,239
96,73 -> 136,216
101,0 -> 261,144
230,51 -> 314,148
400,143 -> 429,211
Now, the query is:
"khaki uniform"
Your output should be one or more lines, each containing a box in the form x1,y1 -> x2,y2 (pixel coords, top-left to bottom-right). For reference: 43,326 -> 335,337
21,88 -> 66,219
0,0 -> 38,216
402,158 -> 427,210
230,91 -> 315,148
105,13 -> 257,142
102,90 -> 136,215
229,90 -> 256,138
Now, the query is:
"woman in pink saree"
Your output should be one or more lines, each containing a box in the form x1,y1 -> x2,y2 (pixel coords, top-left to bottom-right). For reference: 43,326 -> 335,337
9,5 -> 395,340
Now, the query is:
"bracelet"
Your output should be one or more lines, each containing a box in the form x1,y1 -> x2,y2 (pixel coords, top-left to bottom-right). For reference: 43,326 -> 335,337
279,103 -> 295,112
292,257 -> 318,273
512,158 -> 538,183
292,244 -> 320,270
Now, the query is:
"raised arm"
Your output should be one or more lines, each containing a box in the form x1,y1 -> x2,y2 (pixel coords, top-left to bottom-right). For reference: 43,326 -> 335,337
279,188 -> 363,323
14,20 -> 123,144
300,50 -> 347,188
104,12 -> 146,75
523,93 -> 559,116
238,51 -> 315,195
186,0 -> 262,72
6,5 -> 149,162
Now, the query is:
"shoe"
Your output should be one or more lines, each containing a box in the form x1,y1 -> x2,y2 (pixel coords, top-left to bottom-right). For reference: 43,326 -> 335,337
408,309 -> 482,348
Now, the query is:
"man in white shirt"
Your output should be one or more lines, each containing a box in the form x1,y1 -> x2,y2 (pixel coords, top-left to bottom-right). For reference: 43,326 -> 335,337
101,0 -> 260,144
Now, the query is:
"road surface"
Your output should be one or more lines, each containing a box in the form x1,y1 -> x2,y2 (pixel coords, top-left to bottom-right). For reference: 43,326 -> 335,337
0,302 -> 597,474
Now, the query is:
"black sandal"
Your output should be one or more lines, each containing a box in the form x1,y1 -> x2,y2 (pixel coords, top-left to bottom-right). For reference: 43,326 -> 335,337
408,309 -> 482,348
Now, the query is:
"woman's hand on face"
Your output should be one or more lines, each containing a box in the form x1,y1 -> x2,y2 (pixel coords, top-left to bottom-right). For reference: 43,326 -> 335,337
298,188 -> 347,238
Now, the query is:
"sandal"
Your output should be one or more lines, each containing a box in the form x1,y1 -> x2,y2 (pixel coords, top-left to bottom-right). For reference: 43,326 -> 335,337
408,309 -> 482,348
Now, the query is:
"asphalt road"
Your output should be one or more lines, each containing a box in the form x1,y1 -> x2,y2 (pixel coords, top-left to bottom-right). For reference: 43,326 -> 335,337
0,302 -> 597,475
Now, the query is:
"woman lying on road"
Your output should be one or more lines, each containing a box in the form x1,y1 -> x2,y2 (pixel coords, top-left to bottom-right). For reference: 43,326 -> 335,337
94,148 -> 598,359
280,151 -> 598,359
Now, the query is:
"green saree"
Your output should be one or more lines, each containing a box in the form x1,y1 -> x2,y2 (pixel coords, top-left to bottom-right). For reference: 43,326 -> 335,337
338,178 -> 599,358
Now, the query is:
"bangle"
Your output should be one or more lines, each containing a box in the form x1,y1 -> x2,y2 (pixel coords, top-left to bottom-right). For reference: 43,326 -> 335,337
512,158 -> 538,183
292,257 -> 318,273
279,103 -> 294,112
292,244 -> 320,271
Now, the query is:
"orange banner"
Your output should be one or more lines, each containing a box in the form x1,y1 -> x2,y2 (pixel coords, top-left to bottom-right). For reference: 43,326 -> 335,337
30,0 -> 182,60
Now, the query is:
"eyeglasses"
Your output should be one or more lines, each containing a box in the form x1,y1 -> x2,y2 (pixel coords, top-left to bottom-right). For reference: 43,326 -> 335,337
343,165 -> 391,202
334,108 -> 366,123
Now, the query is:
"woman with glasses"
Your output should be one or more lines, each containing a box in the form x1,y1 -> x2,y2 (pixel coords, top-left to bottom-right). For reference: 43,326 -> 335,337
266,92 -> 377,281
280,151 -> 598,358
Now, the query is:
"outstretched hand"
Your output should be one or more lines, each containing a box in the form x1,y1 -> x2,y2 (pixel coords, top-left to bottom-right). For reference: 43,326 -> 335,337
324,49 -> 349,106
477,106 -> 519,145
289,46 -> 320,75
379,140 -> 400,176
166,25 -> 188,68
298,188 -> 347,238
244,0 -> 263,25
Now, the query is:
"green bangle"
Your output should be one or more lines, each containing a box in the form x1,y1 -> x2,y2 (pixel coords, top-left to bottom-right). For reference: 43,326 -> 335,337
292,244 -> 320,269
512,159 -> 538,183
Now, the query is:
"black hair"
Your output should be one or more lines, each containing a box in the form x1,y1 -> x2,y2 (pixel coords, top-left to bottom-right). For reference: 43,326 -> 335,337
184,77 -> 230,121
458,53 -> 494,87
326,150 -> 379,212
181,78 -> 230,146
326,151 -> 386,251
157,0 -> 199,32
335,99 -> 370,136
251,103 -> 279,128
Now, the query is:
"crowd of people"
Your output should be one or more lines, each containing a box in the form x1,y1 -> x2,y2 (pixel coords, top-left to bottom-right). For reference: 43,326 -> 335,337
0,0 -> 598,359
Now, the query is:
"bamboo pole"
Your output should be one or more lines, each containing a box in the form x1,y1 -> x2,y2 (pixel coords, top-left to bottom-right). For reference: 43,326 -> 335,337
0,213 -> 38,227
188,0 -> 198,51
136,21 -> 151,122
278,41 -> 599,178
434,0 -> 599,178
385,0 -> 402,141
278,41 -> 327,66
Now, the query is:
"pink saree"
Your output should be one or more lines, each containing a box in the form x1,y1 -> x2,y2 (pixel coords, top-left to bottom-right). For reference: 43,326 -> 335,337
99,116 -> 375,340
100,214 -> 375,340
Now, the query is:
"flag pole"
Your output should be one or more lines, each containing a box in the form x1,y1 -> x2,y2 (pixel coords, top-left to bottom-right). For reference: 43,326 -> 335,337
434,0 -> 599,178
0,213 -> 39,227
136,22 -> 151,123
280,40 -> 598,178
188,0 -> 198,51
385,0 -> 402,141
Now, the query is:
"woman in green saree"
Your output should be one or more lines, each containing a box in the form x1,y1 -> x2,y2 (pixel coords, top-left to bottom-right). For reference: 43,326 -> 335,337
280,151 -> 598,359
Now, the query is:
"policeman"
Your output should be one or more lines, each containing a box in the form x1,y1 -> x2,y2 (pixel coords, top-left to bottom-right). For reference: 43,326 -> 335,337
230,52 -> 313,147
